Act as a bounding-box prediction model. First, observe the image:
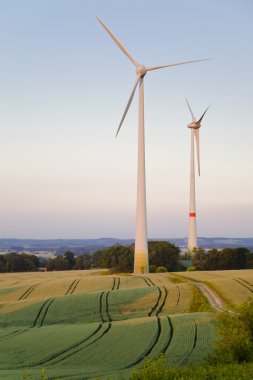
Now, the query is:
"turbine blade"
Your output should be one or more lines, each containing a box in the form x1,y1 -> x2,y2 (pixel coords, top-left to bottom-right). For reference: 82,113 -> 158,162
145,58 -> 210,72
194,129 -> 200,176
186,98 -> 197,123
96,17 -> 138,66
115,76 -> 140,137
197,106 -> 210,124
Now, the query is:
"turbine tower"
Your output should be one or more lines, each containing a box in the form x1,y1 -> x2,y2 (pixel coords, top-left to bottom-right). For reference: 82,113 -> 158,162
186,99 -> 209,254
97,17 -> 208,274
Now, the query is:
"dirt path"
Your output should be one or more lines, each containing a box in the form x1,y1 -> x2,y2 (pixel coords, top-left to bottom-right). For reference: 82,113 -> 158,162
192,281 -> 236,314
171,273 -> 236,314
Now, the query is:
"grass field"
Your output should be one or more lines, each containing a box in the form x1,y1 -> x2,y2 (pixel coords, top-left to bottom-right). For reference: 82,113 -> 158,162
0,269 -> 252,379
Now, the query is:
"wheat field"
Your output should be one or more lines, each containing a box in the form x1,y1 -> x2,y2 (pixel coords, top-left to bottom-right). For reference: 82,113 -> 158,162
1,269 -> 251,379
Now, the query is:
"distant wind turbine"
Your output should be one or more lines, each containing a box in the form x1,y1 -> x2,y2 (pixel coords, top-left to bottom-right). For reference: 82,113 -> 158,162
186,98 -> 209,253
97,16 -> 208,273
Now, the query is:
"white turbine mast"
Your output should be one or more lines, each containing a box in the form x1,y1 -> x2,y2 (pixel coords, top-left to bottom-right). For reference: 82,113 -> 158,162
97,16 -> 208,273
186,98 -> 209,253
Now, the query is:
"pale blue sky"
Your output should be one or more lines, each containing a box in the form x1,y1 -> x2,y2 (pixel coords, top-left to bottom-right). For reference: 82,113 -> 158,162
0,0 -> 252,238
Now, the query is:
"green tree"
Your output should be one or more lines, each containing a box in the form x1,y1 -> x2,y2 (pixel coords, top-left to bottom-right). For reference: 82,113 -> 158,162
193,247 -> 253,271
46,255 -> 68,271
210,299 -> 253,363
3,253 -> 39,272
0,255 -> 6,272
75,254 -> 91,270
64,251 -> 75,269
91,244 -> 134,272
149,241 -> 180,271
191,247 -> 206,270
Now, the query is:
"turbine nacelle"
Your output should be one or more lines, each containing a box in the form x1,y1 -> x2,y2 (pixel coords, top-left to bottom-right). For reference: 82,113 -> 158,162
136,64 -> 147,77
187,122 -> 201,129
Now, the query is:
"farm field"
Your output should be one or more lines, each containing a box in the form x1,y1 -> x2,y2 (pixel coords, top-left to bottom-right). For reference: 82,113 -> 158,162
0,269 -> 252,379
176,269 -> 253,308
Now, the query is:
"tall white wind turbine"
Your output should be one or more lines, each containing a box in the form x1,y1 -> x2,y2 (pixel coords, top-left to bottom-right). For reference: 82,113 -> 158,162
186,98 -> 209,253
97,17 -> 208,274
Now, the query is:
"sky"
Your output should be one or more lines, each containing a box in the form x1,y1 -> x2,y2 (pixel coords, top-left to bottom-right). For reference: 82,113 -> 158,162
0,0 -> 252,239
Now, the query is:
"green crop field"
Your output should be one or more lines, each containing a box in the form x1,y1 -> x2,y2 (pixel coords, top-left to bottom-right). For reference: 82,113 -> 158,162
1,269 -> 251,379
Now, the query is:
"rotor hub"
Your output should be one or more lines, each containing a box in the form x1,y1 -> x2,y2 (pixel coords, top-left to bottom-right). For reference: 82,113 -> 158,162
136,64 -> 146,77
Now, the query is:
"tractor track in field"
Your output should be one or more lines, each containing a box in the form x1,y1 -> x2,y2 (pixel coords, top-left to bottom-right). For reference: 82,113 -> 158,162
105,292 -> 112,322
0,297 -> 56,343
111,277 -> 120,290
181,319 -> 198,365
116,277 -> 120,289
148,286 -> 168,317
125,316 -> 162,368
99,291 -> 105,322
125,283 -> 170,369
161,316 -> 174,354
141,276 -> 156,287
46,323 -> 112,366
0,303 -> 6,309
18,283 -> 40,300
0,296 -> 56,343
234,278 -> 253,293
0,328 -> 30,341
33,298 -> 52,327
99,291 -> 112,322
238,278 -> 253,287
156,286 -> 168,315
33,298 -> 55,327
0,329 -> 20,339
176,285 -> 181,306
148,287 -> 162,316
69,279 -> 80,294
34,288 -> 114,366
32,322 -> 106,366
125,314 -> 172,369
141,277 -> 151,287
65,279 -> 80,295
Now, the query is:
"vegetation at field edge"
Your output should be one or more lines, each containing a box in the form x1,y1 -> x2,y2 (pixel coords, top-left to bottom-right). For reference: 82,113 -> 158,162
208,299 -> 253,364
130,355 -> 253,380
188,283 -> 212,312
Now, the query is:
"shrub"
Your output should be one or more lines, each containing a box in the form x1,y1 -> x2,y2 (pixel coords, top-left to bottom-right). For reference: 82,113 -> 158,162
149,265 -> 156,273
186,266 -> 196,271
155,266 -> 167,273
209,299 -> 253,364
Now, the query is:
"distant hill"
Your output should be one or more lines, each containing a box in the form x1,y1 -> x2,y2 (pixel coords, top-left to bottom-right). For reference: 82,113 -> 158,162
0,237 -> 252,255
170,237 -> 253,250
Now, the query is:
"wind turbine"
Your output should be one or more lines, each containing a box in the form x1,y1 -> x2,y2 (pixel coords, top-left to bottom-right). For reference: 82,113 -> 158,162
97,16 -> 208,274
186,98 -> 209,253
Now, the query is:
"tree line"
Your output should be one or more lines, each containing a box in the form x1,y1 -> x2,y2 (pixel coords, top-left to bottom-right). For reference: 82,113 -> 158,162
0,252 -> 40,272
46,251 -> 91,271
1,245 -> 252,273
46,241 -> 180,273
192,247 -> 253,270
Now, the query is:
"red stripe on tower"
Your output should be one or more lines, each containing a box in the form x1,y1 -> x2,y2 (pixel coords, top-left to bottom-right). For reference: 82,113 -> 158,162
189,212 -> 196,217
